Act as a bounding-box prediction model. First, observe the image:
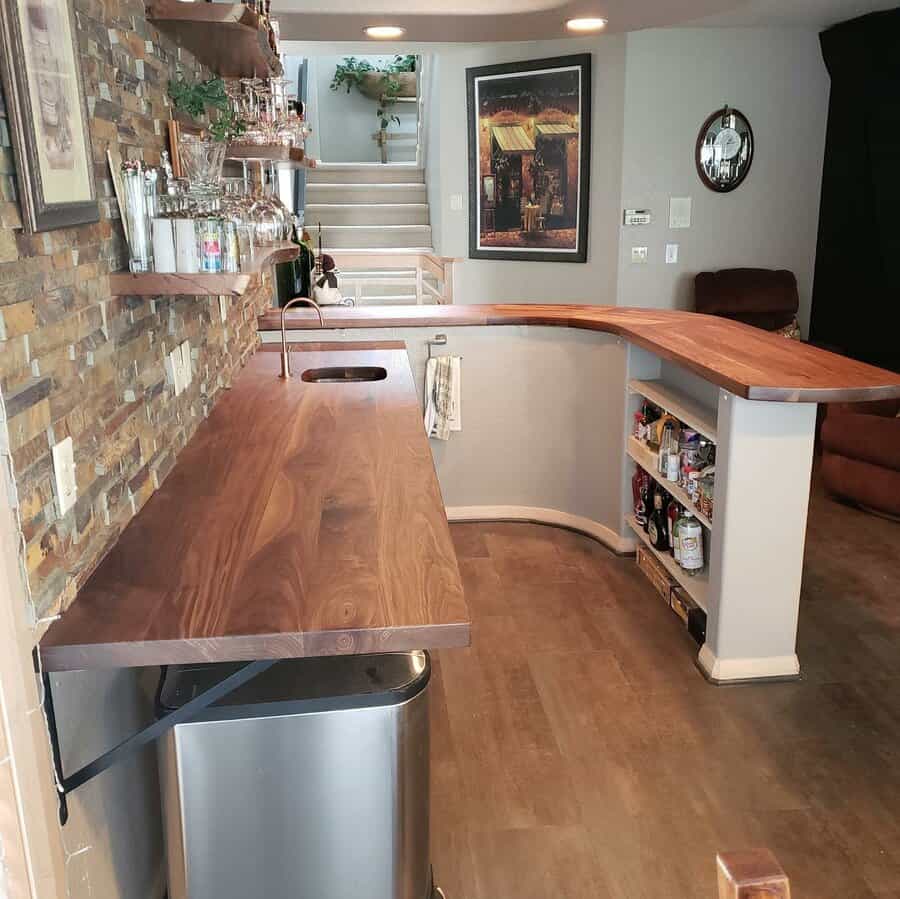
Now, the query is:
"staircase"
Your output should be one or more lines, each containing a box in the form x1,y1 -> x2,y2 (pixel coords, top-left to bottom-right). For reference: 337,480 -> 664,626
304,164 -> 438,304
305,164 -> 432,251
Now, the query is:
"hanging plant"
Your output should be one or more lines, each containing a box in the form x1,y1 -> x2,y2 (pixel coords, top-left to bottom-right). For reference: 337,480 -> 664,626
167,73 -> 245,143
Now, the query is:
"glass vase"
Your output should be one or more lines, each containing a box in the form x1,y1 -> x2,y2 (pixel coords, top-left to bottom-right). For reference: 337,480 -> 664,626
178,134 -> 226,195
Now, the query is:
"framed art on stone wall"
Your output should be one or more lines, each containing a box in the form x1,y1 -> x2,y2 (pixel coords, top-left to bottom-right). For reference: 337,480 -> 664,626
466,54 -> 591,263
0,0 -> 98,231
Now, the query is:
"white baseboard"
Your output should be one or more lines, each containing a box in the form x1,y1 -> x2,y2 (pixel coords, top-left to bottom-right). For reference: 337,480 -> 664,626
445,505 -> 635,555
697,644 -> 801,684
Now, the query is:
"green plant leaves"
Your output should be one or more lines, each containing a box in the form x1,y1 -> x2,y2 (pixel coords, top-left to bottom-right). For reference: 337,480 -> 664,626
166,74 -> 243,143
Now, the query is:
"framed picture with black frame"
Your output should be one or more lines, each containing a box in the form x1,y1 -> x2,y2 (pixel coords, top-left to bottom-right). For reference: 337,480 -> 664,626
0,0 -> 98,231
466,53 -> 591,263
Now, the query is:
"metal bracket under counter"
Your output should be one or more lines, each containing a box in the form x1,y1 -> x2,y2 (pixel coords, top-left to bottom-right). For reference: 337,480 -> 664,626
40,655 -> 275,825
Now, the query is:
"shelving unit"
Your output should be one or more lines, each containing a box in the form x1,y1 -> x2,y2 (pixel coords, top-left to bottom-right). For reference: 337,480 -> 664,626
626,437 -> 713,530
147,1 -> 282,78
108,242 -> 299,297
626,515 -> 709,612
628,378 -> 718,442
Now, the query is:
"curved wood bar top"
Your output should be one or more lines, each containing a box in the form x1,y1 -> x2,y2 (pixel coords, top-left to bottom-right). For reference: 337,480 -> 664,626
259,304 -> 900,403
40,342 -> 469,671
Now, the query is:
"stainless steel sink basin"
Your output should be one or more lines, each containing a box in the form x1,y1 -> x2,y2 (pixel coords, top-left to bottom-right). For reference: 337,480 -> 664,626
300,366 -> 388,384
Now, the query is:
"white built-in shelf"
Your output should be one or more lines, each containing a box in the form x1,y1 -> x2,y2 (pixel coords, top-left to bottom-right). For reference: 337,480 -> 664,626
626,515 -> 709,613
626,437 -> 713,531
628,378 -> 718,443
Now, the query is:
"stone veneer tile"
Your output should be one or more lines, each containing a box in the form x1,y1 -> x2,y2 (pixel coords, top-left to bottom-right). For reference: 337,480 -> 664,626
0,0 -> 274,617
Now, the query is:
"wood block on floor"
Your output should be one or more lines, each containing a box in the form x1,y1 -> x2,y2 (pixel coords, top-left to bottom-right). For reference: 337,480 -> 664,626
717,849 -> 790,899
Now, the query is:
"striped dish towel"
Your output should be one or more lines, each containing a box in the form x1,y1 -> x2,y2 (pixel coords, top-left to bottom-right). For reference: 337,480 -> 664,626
424,356 -> 461,441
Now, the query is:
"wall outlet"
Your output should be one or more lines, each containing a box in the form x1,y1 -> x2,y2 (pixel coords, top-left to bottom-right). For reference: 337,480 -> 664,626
665,243 -> 679,264
51,436 -> 77,516
631,246 -> 648,264
164,341 -> 192,396
669,197 -> 692,229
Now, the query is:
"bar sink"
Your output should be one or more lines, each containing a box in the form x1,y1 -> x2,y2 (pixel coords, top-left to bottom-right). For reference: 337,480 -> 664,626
300,366 -> 388,383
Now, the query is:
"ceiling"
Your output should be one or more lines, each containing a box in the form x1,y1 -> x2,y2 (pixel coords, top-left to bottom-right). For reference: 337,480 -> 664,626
273,0 -> 896,42
690,0 -> 898,27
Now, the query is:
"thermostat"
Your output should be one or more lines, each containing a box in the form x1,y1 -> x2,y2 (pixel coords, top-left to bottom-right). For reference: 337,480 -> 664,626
623,209 -> 652,226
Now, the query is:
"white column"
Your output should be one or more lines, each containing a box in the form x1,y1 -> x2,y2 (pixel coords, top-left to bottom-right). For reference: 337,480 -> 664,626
699,391 -> 817,683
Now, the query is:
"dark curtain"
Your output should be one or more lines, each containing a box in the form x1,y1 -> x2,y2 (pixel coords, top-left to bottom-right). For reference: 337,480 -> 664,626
810,9 -> 900,372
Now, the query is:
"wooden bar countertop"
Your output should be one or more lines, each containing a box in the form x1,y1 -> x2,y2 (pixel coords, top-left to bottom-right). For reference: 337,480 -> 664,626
40,343 -> 469,671
258,304 -> 900,404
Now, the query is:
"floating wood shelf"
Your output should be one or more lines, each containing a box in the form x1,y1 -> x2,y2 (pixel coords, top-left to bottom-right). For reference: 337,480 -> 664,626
225,145 -> 315,168
146,1 -> 282,78
627,515 -> 709,612
108,242 -> 299,297
628,378 -> 718,443
626,437 -> 713,530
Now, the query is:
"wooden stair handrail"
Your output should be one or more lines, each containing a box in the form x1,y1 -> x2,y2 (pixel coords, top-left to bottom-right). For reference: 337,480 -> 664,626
717,849 -> 790,898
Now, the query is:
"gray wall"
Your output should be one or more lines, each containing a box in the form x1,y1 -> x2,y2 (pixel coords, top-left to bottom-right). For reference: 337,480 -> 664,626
616,28 -> 829,334
50,669 -> 164,899
286,36 -> 628,306
286,29 -> 829,321
310,55 -> 418,163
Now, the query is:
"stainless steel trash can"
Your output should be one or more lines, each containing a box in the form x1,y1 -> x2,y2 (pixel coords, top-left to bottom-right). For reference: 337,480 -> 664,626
157,651 -> 433,899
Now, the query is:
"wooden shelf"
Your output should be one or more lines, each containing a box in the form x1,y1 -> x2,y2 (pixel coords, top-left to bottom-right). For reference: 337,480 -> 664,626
147,1 -> 282,78
626,515 -> 709,612
626,437 -> 713,530
225,145 -> 315,168
108,242 -> 299,297
629,378 -> 718,443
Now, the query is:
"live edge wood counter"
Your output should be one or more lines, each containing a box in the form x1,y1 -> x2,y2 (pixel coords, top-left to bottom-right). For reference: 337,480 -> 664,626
258,304 -> 900,404
40,343 -> 469,672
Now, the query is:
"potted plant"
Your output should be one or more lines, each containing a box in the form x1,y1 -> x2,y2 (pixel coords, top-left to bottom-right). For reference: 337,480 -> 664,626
330,55 -> 416,103
167,74 -> 244,191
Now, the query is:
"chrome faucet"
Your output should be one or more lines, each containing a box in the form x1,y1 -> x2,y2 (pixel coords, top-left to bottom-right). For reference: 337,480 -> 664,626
280,297 -> 325,378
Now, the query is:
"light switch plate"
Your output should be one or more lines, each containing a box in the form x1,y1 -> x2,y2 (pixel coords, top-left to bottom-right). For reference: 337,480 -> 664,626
631,246 -> 648,264
51,436 -> 77,516
449,194 -> 464,212
665,243 -> 679,264
669,197 -> 692,229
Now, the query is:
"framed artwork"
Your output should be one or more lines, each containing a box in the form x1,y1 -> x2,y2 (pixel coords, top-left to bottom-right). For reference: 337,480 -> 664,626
466,54 -> 591,263
0,0 -> 97,231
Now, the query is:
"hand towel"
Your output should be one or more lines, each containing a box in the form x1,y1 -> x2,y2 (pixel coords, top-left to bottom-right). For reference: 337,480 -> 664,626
424,355 -> 461,440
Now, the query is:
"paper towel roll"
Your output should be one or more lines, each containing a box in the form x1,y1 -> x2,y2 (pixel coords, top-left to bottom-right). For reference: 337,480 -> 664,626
152,218 -> 177,273
175,218 -> 199,274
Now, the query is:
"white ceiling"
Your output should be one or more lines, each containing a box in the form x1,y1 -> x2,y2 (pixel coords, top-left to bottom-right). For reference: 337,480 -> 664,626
690,0 -> 898,27
273,0 -> 896,42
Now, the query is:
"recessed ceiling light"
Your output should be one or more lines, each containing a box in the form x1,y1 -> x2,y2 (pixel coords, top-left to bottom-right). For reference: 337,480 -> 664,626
364,25 -> 406,38
566,17 -> 607,32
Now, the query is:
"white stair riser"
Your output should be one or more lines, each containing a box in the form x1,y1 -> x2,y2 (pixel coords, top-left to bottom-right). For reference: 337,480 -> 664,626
322,225 -> 433,250
306,204 -> 430,226
307,166 -> 425,185
306,184 -> 427,205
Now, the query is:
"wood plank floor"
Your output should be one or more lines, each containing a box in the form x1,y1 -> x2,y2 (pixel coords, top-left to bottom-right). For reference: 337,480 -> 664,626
431,484 -> 900,898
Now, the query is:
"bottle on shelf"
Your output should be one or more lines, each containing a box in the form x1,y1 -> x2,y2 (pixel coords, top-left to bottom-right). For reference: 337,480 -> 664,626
666,499 -> 680,556
632,465 -> 649,526
677,510 -> 705,575
647,489 -> 669,551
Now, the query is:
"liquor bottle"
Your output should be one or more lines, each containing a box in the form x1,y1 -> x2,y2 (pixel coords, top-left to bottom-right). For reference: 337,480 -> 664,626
658,420 -> 677,475
666,500 -> 679,556
647,490 -> 669,551
632,465 -> 647,525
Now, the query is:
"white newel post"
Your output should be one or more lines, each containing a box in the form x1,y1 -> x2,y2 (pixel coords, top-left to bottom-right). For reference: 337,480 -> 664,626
699,391 -> 818,683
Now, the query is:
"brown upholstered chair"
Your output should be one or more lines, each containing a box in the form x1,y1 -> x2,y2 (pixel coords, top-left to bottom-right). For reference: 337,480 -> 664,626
820,400 -> 900,519
694,268 -> 799,332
